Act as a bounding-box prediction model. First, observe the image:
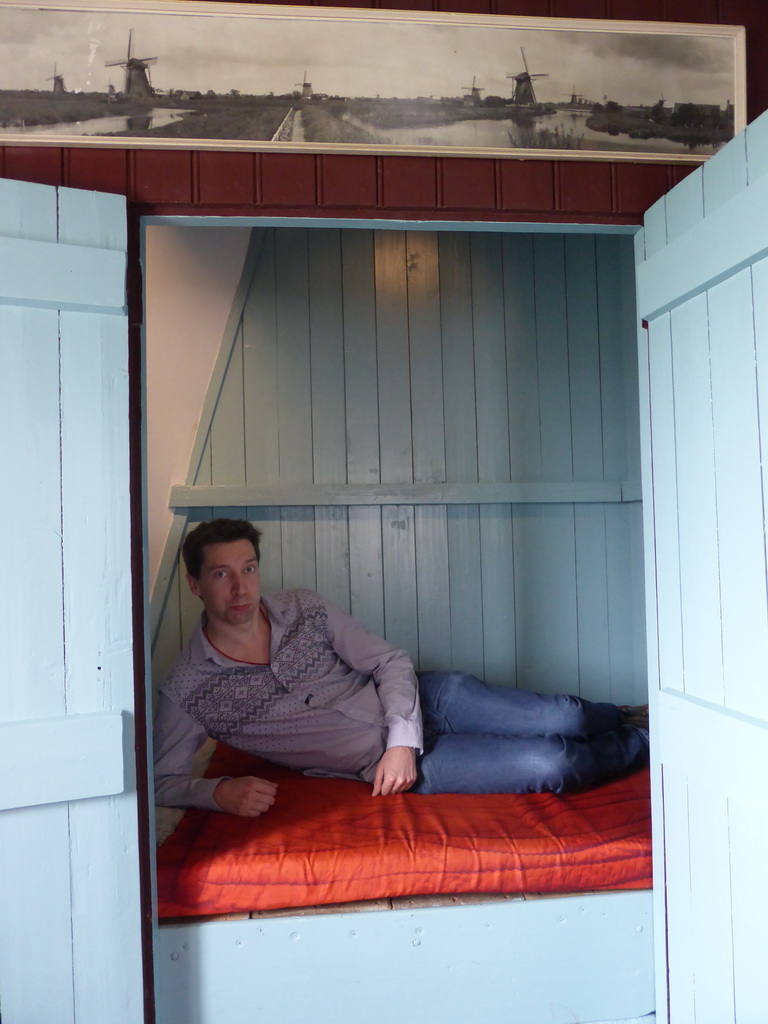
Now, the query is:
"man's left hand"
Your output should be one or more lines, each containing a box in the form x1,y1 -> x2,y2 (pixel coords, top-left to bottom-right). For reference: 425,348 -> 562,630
372,745 -> 417,796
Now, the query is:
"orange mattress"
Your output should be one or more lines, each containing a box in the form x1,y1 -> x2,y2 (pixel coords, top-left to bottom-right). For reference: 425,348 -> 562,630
156,743 -> 652,918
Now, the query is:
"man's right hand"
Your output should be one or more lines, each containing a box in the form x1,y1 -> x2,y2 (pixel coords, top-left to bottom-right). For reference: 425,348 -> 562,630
213,776 -> 277,817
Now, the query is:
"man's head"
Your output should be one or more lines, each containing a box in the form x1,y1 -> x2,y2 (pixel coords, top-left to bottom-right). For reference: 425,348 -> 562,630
183,519 -> 264,631
182,518 -> 262,580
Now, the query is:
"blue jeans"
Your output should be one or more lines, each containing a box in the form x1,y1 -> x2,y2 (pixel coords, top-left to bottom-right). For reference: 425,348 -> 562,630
412,671 -> 649,795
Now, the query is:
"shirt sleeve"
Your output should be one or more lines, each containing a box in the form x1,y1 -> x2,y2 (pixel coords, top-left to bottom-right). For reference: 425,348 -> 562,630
153,690 -> 228,811
322,598 -> 423,752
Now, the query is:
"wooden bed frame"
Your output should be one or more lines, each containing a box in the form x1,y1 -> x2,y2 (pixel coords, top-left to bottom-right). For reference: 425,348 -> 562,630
156,889 -> 655,1024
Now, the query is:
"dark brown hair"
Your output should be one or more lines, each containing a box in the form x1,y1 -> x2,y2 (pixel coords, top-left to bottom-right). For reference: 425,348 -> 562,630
182,518 -> 263,579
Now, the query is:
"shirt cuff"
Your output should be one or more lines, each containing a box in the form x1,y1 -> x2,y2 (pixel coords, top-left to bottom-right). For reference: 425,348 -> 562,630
386,718 -> 423,753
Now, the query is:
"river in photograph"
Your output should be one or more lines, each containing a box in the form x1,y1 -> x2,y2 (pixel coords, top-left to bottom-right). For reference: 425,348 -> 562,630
0,109 -> 191,136
363,110 -> 719,155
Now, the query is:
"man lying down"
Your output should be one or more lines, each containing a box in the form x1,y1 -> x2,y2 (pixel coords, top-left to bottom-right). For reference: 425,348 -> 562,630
153,518 -> 650,817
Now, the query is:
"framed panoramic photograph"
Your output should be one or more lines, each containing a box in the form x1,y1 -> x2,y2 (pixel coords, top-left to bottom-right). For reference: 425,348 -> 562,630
0,0 -> 746,162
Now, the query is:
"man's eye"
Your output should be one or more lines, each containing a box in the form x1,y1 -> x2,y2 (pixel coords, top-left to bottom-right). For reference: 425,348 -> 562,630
214,570 -> 227,579
245,565 -> 256,574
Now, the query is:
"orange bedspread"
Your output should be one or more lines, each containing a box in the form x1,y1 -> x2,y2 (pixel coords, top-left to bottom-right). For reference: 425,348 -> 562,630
156,744 -> 652,918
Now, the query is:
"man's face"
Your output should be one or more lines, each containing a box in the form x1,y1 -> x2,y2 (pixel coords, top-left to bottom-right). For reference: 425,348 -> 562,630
187,538 -> 261,629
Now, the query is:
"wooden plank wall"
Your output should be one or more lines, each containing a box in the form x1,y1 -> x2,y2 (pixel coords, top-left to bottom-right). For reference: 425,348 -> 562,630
153,225 -> 645,705
0,181 -> 144,1022
636,108 -> 768,1024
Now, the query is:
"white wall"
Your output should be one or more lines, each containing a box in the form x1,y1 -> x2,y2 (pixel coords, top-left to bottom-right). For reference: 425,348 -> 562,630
144,225 -> 251,592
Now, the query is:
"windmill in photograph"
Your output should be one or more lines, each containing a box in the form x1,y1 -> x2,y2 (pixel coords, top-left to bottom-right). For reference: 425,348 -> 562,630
46,64 -> 65,94
295,71 -> 313,99
507,47 -> 548,105
105,30 -> 157,99
462,76 -> 484,106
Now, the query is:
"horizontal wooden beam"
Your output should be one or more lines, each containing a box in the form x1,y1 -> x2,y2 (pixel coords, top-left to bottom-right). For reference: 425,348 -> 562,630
0,237 -> 126,314
0,711 -> 127,810
171,481 -> 641,508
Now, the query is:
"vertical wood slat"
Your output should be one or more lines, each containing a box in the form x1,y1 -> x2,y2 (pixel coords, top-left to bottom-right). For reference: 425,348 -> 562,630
708,269 -> 768,715
470,233 -> 510,484
503,233 -> 541,482
533,235 -> 573,480
407,231 -> 445,485
342,230 -> 380,487
244,230 -> 280,485
669,296 -> 723,702
375,231 -> 412,486
646,314 -> 684,692
276,230 -> 313,485
439,232 -> 478,484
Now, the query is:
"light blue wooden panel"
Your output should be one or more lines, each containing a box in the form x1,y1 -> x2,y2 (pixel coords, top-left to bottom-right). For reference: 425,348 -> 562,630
663,167 -> 705,247
0,712 -> 125,809
502,233 -> 540,482
407,232 -> 445,484
0,307 -> 65,721
669,296 -> 723,702
348,505 -> 385,638
471,233 -> 510,484
244,230 -> 280,485
156,892 -> 654,1024
752,255 -> 768,717
574,504 -> 611,701
707,269 -> 768,715
375,231 -> 413,485
0,178 -> 57,240
479,504 -> 516,686
413,505 -> 451,670
512,505 -> 579,694
308,229 -> 346,485
702,127 -> 747,215
276,230 -> 313,485
745,107 -> 768,183
446,506 -> 484,678
533,235 -> 573,480
382,504 -> 419,658
0,236 -> 125,312
565,235 -> 603,480
645,315 -> 684,692
637,163 -> 768,322
314,505 -> 351,611
58,186 -> 128,252
342,230 -> 380,486
0,182 -> 143,1024
439,232 -> 478,484
729,794 -> 768,1021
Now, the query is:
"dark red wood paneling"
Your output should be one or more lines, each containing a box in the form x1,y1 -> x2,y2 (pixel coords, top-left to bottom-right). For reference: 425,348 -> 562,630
67,148 -> 129,195
320,154 -> 378,207
553,0 -> 608,17
610,0 -> 665,20
382,156 -> 439,208
558,161 -> 614,214
197,151 -> 256,205
615,163 -> 672,216
726,0 -> 768,124
494,0 -> 553,15
132,150 -> 194,203
666,0 -> 719,22
499,159 -> 556,211
4,147 -> 63,187
260,153 -> 317,206
441,157 -> 497,208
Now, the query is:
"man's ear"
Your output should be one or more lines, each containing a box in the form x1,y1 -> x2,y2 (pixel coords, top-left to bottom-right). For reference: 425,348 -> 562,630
186,573 -> 202,598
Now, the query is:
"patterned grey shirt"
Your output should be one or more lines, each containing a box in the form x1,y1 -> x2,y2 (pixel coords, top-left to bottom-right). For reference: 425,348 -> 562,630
153,589 -> 422,810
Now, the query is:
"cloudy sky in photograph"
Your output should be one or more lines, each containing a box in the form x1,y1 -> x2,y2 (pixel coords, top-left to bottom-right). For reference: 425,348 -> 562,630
0,1 -> 739,108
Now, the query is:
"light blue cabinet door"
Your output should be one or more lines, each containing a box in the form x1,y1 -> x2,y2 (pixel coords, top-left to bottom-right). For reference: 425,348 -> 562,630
636,115 -> 768,1024
0,180 -> 144,1022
